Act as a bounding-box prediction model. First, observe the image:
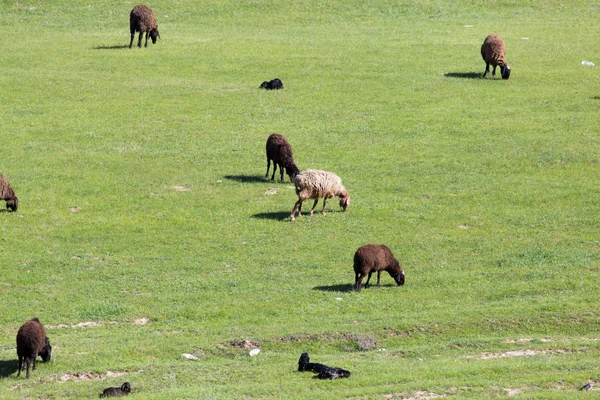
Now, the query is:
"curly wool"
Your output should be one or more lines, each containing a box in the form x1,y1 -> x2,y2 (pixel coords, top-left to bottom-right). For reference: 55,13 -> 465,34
129,5 -> 159,48
293,169 -> 347,200
0,173 -> 18,211
481,34 -> 510,78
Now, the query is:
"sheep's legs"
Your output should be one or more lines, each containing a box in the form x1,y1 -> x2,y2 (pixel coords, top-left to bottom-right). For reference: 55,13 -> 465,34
265,159 -> 271,178
290,199 -> 303,221
492,65 -> 497,76
483,62 -> 490,77
376,271 -> 382,286
364,272 -> 373,288
137,32 -> 143,47
17,356 -> 22,377
321,197 -> 328,215
32,353 -> 37,371
271,164 -> 277,181
129,31 -> 135,48
144,31 -> 149,47
309,199 -> 319,216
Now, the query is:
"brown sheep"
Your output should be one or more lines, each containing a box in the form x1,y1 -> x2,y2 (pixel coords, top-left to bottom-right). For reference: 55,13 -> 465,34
354,244 -> 405,292
0,173 -> 18,211
16,318 -> 52,379
481,34 -> 510,79
129,5 -> 160,48
265,134 -> 300,182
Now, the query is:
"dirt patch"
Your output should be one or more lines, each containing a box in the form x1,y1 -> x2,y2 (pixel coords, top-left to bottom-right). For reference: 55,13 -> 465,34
504,388 -> 522,396
134,317 -> 150,325
230,339 -> 260,349
503,338 -> 551,343
47,321 -> 101,329
383,391 -> 446,400
172,185 -> 191,192
264,189 -> 278,195
466,349 -> 567,359
58,370 -> 128,382
70,207 -> 81,213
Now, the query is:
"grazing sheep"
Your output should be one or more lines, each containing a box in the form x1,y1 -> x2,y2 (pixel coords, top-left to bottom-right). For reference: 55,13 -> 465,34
16,318 -> 52,379
0,173 -> 18,211
259,78 -> 283,90
298,353 -> 350,379
481,34 -> 511,79
129,5 -> 160,48
265,134 -> 300,182
100,382 -> 132,398
354,244 -> 405,292
290,169 -> 350,221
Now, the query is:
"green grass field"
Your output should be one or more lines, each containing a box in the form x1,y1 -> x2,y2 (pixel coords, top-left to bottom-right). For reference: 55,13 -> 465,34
1,0 -> 599,398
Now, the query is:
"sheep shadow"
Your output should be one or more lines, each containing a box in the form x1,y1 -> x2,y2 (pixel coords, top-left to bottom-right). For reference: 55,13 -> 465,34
444,72 -> 482,79
93,45 -> 130,50
224,175 -> 269,184
0,209 -> 14,213
312,284 -> 354,292
0,359 -> 18,377
251,211 -> 290,220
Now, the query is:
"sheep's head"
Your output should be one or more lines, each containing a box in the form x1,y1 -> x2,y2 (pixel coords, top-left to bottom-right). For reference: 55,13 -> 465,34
40,337 -> 52,362
501,65 -> 511,80
339,195 -> 350,211
150,28 -> 160,44
121,382 -> 132,393
285,164 -> 300,181
259,81 -> 270,89
393,270 -> 405,286
6,196 -> 18,212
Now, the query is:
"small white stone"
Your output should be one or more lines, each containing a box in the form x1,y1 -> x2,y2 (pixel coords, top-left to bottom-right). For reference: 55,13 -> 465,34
249,348 -> 260,356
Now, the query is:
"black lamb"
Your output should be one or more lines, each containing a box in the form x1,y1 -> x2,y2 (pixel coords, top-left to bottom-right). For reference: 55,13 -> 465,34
259,78 -> 283,90
16,318 -> 52,379
129,5 -> 160,48
100,382 -> 132,397
298,353 -> 350,380
265,133 -> 300,182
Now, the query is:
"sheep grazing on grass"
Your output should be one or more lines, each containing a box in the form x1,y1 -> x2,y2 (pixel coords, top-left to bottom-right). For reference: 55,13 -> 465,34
265,133 -> 300,182
16,318 -> 52,379
259,78 -> 283,90
129,5 -> 160,48
290,169 -> 350,221
0,173 -> 18,211
354,244 -> 405,292
100,382 -> 132,398
298,353 -> 350,380
481,34 -> 510,79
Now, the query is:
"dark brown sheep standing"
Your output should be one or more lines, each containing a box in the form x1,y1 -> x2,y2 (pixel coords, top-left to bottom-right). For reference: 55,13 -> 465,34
0,173 -> 18,211
481,34 -> 511,79
16,318 -> 52,379
100,382 -> 132,397
265,134 -> 300,182
129,5 -> 160,48
354,244 -> 405,292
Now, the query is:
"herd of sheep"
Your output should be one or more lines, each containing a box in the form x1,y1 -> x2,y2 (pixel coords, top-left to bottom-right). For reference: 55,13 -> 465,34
0,3 -> 515,395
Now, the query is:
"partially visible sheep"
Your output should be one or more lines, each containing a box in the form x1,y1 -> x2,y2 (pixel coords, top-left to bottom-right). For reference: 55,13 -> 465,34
290,169 -> 350,221
129,5 -> 160,48
100,382 -> 132,398
259,78 -> 283,90
481,34 -> 510,79
354,244 -> 405,292
265,134 -> 300,182
298,353 -> 350,380
16,318 -> 52,379
0,173 -> 18,211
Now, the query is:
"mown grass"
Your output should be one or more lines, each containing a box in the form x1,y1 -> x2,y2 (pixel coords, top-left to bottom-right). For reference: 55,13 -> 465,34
1,0 -> 600,398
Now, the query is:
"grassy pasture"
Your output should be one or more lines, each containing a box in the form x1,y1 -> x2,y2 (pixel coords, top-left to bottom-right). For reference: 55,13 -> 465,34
1,0 -> 599,398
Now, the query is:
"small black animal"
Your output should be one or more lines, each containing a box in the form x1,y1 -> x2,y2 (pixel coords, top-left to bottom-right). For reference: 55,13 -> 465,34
259,78 -> 283,90
297,352 -> 350,380
100,382 -> 131,398
580,383 -> 592,391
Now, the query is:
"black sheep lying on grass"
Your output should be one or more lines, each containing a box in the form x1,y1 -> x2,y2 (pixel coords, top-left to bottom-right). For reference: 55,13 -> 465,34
100,382 -> 131,397
298,352 -> 350,379
259,78 -> 283,90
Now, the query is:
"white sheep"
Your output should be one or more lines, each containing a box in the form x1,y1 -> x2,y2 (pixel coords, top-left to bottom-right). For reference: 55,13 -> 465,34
290,169 -> 350,221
